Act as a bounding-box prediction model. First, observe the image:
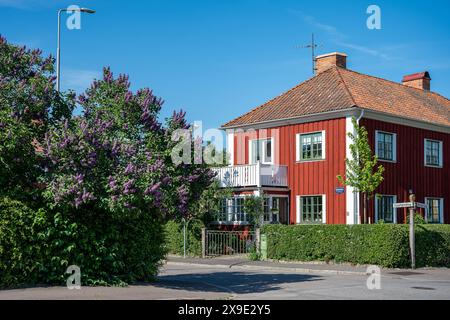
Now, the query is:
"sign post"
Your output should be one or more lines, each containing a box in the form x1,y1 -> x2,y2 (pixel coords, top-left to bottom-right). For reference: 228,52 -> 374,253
393,195 -> 425,269
409,194 -> 416,269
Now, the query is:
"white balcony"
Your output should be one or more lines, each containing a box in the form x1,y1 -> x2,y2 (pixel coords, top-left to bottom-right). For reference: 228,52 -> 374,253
212,162 -> 288,188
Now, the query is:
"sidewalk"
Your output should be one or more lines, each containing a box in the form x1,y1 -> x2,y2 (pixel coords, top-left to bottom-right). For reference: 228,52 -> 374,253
166,255 -> 371,275
166,256 -> 450,278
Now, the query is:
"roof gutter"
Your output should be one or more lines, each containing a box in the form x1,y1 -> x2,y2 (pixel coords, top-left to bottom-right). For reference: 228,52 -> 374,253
356,109 -> 365,124
221,107 -> 450,134
220,107 -> 358,131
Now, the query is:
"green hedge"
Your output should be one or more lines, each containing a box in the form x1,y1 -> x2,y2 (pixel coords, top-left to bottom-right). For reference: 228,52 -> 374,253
415,225 -> 450,267
164,220 -> 203,257
0,197 -> 166,288
262,224 -> 450,268
0,198 -> 48,287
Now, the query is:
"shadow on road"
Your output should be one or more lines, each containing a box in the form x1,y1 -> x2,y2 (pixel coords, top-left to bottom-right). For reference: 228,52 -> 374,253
153,271 -> 322,294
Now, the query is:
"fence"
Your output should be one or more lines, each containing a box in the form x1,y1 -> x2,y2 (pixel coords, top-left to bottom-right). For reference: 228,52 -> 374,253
202,229 -> 259,257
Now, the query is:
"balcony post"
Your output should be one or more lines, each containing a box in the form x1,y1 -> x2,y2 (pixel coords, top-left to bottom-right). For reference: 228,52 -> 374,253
256,161 -> 261,187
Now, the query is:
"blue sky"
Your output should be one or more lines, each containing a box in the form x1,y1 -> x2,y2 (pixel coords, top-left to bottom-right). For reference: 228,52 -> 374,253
1,0 -> 449,131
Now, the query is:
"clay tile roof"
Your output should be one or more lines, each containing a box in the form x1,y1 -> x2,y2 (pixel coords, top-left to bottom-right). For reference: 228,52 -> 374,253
222,67 -> 450,128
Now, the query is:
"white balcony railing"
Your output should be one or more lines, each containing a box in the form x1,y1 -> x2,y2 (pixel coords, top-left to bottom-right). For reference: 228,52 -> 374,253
212,162 -> 288,188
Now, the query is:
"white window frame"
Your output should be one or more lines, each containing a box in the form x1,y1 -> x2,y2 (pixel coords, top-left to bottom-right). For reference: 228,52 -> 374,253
424,139 -> 443,168
296,130 -> 326,162
375,130 -> 397,163
249,138 -> 274,165
215,194 -> 290,225
296,194 -> 327,224
214,196 -> 250,225
375,194 -> 397,224
425,197 -> 444,224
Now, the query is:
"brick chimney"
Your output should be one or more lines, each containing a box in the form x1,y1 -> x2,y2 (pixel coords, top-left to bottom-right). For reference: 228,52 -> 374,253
315,52 -> 347,74
402,72 -> 431,91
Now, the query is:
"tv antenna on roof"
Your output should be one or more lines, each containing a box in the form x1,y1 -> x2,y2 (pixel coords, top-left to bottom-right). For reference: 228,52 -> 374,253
298,34 -> 322,75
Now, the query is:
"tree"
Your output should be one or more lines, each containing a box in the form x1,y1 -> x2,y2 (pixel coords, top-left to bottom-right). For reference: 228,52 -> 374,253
244,194 -> 265,229
0,35 -> 216,286
0,35 -> 73,200
337,117 -> 384,224
194,180 -> 233,224
44,67 -> 214,220
41,67 -> 216,283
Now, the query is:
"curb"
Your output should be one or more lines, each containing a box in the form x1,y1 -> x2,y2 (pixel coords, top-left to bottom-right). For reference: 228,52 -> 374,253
165,261 -> 367,276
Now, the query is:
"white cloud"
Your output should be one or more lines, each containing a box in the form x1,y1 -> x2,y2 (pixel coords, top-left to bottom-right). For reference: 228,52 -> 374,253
300,14 -> 347,40
61,69 -> 101,93
335,41 -> 391,60
291,9 -> 396,61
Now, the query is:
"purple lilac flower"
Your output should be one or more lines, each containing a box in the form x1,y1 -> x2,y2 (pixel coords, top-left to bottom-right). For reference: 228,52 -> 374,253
188,175 -> 200,183
81,189 -> 95,202
124,91 -> 133,103
153,190 -> 163,207
103,67 -> 113,83
74,173 -> 84,184
124,163 -> 135,175
74,197 -> 82,208
177,186 -> 189,216
123,179 -> 136,195
108,176 -> 118,190
162,176 -> 171,185
145,182 -> 161,195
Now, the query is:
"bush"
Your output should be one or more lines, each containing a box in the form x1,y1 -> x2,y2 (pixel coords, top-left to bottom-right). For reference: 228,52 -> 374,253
248,244 -> 260,261
0,198 -> 166,288
262,224 -> 450,268
0,198 -> 47,287
164,220 -> 203,257
415,225 -> 450,267
406,213 -> 427,224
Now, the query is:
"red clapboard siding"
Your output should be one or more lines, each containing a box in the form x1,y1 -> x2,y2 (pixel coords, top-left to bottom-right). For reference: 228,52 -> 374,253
361,118 -> 450,224
233,118 -> 347,224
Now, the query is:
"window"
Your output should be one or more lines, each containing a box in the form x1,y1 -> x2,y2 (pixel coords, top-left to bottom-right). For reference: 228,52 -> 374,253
271,198 -> 280,223
250,138 -> 273,164
215,198 -> 247,223
425,198 -> 443,224
298,195 -> 326,224
216,198 -> 228,222
376,131 -> 396,162
375,195 -> 396,223
263,198 -> 271,222
424,139 -> 443,167
232,197 -> 247,222
296,131 -> 325,161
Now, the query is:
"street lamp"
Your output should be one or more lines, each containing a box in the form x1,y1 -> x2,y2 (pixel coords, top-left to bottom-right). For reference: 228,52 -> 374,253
56,7 -> 96,92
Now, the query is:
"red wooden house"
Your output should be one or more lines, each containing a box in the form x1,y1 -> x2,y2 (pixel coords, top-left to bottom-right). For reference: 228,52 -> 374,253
212,52 -> 450,226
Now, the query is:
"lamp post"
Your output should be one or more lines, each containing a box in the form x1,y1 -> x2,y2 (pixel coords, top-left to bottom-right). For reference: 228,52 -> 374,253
56,7 -> 96,92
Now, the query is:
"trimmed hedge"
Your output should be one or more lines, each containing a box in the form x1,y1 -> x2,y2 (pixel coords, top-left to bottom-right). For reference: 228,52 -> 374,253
0,197 -> 166,288
262,224 -> 450,268
164,220 -> 203,257
415,225 -> 450,267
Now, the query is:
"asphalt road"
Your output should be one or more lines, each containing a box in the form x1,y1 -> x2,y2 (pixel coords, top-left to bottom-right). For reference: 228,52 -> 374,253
1,261 -> 449,300
160,262 -> 450,300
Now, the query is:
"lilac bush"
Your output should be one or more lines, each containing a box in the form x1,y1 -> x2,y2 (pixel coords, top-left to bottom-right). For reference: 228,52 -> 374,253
1,34 -> 215,285
0,35 -> 73,198
44,67 -> 215,219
